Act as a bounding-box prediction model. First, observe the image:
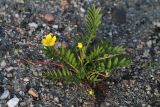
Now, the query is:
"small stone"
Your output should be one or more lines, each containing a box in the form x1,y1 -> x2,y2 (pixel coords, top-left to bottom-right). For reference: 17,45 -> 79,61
147,40 -> 152,48
33,71 -> 38,76
54,96 -> 59,103
142,104 -> 146,107
7,73 -> 13,78
1,60 -> 6,68
28,22 -> 38,29
15,14 -> 19,18
7,97 -> 19,107
111,7 -> 126,24
80,7 -> 85,13
23,77 -> 30,82
15,0 -> 24,3
0,89 -> 10,100
6,67 -> 14,72
57,104 -> 62,107
19,91 -> 25,96
154,89 -> 159,95
153,21 -> 160,27
19,101 -> 27,106
0,86 -> 4,94
57,82 -> 63,86
146,85 -> 151,91
28,88 -> 39,98
52,25 -> 58,29
143,49 -> 150,58
105,102 -> 110,106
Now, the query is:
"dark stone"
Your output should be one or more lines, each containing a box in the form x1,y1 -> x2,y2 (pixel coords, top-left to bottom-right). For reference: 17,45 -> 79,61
111,7 -> 127,24
0,86 -> 4,95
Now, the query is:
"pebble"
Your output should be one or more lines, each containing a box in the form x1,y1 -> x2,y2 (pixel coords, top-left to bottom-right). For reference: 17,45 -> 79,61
15,0 -> 24,3
7,73 -> 13,78
0,89 -> 10,100
6,67 -> 14,72
1,60 -> 6,68
15,14 -> 19,18
28,23 -> 38,29
143,49 -> 150,58
146,85 -> 151,91
80,7 -> 85,13
7,97 -> 19,107
54,96 -> 59,103
28,88 -> 39,98
147,40 -> 152,48
23,77 -> 30,82
153,21 -> 160,27
19,101 -> 27,106
33,71 -> 38,76
142,104 -> 146,107
52,25 -> 59,29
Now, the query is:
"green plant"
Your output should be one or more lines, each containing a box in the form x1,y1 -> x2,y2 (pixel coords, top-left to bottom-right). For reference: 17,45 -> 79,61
42,5 -> 131,87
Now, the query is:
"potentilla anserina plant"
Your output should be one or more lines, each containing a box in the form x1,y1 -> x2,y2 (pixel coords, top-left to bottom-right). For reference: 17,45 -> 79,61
42,5 -> 131,96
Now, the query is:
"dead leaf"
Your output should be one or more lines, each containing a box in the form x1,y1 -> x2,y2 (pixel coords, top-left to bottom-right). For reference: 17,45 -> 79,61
28,88 -> 39,97
60,0 -> 71,12
41,14 -> 55,22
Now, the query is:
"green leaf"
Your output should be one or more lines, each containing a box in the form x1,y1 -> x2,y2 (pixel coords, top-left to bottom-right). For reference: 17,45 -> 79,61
113,57 -> 118,66
107,59 -> 112,69
119,58 -> 126,66
66,50 -> 71,59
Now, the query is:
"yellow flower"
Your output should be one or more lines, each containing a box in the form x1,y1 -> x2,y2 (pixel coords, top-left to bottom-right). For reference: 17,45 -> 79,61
77,42 -> 83,49
88,89 -> 94,96
42,33 -> 56,46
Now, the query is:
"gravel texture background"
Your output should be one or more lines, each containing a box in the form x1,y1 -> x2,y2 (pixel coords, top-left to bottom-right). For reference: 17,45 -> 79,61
0,0 -> 160,107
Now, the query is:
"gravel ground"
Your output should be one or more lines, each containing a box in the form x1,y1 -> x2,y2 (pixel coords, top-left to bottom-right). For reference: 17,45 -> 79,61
0,0 -> 160,107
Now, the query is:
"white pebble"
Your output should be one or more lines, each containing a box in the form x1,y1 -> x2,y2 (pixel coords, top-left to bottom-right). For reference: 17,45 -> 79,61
52,25 -> 58,29
28,22 -> 38,28
0,90 -> 10,100
1,60 -> 6,68
7,97 -> 19,107
6,67 -> 14,72
23,77 -> 30,82
80,7 -> 85,13
54,97 -> 59,103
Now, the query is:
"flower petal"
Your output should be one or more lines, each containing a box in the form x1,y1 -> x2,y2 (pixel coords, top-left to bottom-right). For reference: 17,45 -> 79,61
42,39 -> 48,46
46,33 -> 52,40
52,36 -> 56,42
77,42 -> 83,49
50,39 -> 56,46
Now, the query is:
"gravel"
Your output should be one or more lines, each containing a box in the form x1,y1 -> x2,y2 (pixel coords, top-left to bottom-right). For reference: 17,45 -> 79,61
0,0 -> 160,107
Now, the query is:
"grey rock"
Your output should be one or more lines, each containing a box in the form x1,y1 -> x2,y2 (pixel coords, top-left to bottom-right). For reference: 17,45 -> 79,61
19,101 -> 27,106
147,40 -> 152,48
0,89 -> 10,100
143,49 -> 150,58
54,96 -> 59,103
1,60 -> 6,68
6,67 -> 14,72
146,85 -> 151,91
52,25 -> 59,29
23,77 -> 30,82
7,97 -> 19,107
111,7 -> 126,24
32,71 -> 38,76
7,73 -> 13,78
28,23 -> 38,29
14,0 -> 24,3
